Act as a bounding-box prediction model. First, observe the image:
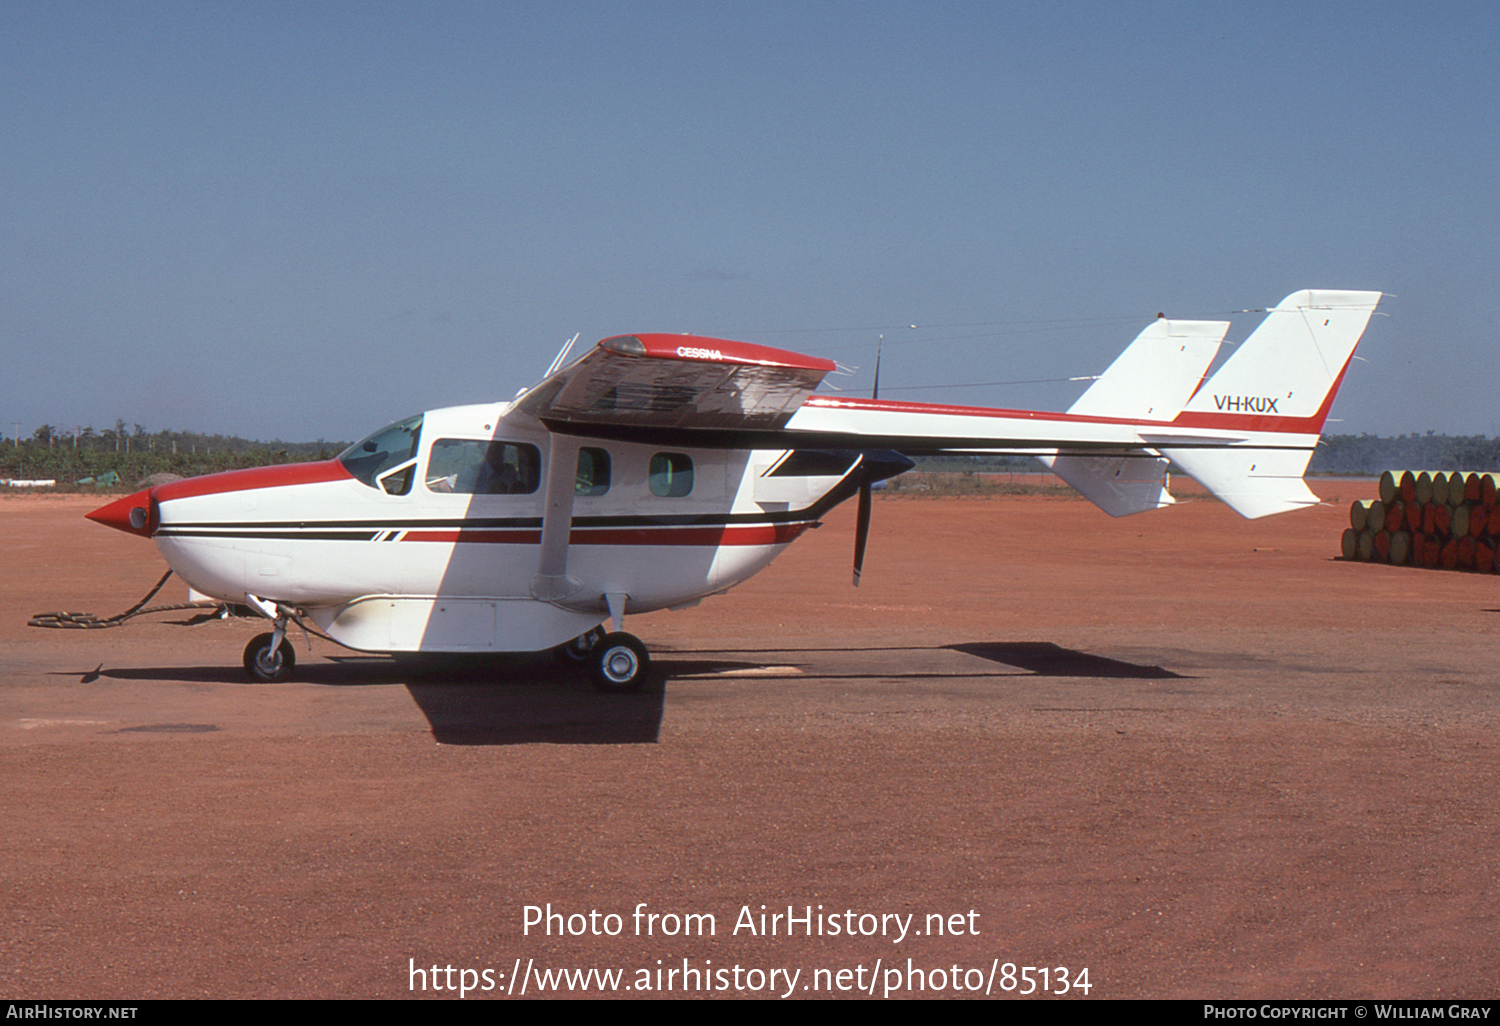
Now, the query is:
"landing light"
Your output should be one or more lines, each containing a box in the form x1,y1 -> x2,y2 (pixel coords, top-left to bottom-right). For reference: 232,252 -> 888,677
600,335 -> 647,357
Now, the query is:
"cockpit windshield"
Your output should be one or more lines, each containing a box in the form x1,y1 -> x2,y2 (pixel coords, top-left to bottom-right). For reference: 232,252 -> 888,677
338,414 -> 423,494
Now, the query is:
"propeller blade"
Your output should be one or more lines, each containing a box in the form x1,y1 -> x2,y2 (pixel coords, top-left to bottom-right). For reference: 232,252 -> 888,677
852,339 -> 883,587
852,481 -> 872,587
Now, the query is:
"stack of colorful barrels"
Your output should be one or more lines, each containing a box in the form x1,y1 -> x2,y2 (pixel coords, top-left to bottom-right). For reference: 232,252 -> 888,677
1343,470 -> 1500,571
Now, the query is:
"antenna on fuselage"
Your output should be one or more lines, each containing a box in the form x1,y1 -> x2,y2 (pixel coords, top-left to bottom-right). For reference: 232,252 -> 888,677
543,333 -> 581,378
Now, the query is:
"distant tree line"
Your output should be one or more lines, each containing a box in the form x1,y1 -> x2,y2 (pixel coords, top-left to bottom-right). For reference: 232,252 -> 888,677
917,434 -> 1500,478
1306,434 -> 1500,475
4,424 -> 1497,488
0,421 -> 347,486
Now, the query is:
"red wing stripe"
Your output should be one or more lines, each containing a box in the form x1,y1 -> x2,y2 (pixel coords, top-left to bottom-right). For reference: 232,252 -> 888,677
628,334 -> 836,372
802,394 -> 1151,426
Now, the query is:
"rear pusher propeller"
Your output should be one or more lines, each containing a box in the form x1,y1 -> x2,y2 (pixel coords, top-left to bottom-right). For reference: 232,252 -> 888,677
849,448 -> 914,586
853,475 -> 873,587
850,342 -> 915,586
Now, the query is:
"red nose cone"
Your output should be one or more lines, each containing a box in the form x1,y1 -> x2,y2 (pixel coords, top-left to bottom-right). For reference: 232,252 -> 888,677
86,488 -> 157,538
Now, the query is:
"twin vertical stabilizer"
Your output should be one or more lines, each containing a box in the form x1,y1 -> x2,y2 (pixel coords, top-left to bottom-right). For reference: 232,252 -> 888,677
1045,290 -> 1383,519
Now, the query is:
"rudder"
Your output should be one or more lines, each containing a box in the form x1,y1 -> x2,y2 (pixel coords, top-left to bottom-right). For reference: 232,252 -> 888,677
1158,289 -> 1382,518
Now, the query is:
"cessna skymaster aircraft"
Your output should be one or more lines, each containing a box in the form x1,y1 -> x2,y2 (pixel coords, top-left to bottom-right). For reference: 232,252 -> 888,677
87,289 -> 1381,691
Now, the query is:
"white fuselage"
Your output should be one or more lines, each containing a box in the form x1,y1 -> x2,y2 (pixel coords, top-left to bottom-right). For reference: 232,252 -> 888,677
141,401 -> 859,654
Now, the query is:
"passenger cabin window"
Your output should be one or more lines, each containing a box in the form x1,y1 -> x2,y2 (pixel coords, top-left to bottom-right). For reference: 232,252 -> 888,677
339,415 -> 423,495
649,452 -> 693,497
427,439 -> 541,495
576,447 -> 611,496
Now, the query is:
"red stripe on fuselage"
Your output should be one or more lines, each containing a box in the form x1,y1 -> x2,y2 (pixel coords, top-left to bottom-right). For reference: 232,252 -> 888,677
399,523 -> 812,547
153,460 -> 353,502
570,524 -> 813,546
402,530 -> 541,544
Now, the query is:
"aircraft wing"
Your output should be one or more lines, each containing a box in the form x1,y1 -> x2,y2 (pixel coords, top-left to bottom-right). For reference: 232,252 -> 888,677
515,332 -> 1152,453
514,333 -> 836,434
513,289 -> 1382,519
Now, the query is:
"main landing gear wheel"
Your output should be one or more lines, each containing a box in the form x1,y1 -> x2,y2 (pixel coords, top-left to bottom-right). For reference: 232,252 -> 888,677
552,625 -> 607,665
243,631 -> 296,683
589,632 -> 650,693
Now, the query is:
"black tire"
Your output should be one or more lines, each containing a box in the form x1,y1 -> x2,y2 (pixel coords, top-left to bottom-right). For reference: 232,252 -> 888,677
243,631 -> 296,683
552,625 -> 607,665
589,632 -> 650,693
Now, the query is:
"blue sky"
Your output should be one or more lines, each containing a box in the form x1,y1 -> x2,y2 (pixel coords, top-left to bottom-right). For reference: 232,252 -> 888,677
4,1 -> 1497,441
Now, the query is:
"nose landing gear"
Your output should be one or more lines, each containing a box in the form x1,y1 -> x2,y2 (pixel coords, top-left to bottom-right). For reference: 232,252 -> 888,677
242,595 -> 299,683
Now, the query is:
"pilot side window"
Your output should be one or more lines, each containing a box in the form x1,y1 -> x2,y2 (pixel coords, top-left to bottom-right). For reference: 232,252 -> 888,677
576,447 -> 610,497
339,414 -> 423,495
648,452 -> 693,497
427,439 -> 541,495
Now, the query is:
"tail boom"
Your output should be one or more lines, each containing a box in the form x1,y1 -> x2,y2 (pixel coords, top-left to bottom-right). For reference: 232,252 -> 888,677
782,289 -> 1381,520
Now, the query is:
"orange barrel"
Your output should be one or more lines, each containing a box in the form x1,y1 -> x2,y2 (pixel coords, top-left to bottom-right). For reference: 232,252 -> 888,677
1473,504 -> 1491,538
1441,538 -> 1460,569
1458,535 -> 1476,569
1434,503 -> 1451,536
1476,539 -> 1495,573
1400,471 -> 1417,501
1465,473 -> 1482,503
1482,473 -> 1499,507
1373,530 -> 1391,562
1384,501 -> 1405,534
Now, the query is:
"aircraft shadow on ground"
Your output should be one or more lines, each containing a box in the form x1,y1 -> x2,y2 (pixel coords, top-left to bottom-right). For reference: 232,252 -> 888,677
946,641 -> 1186,679
397,659 -> 666,746
664,641 -> 1187,681
94,655 -> 665,746
86,640 -> 1178,747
